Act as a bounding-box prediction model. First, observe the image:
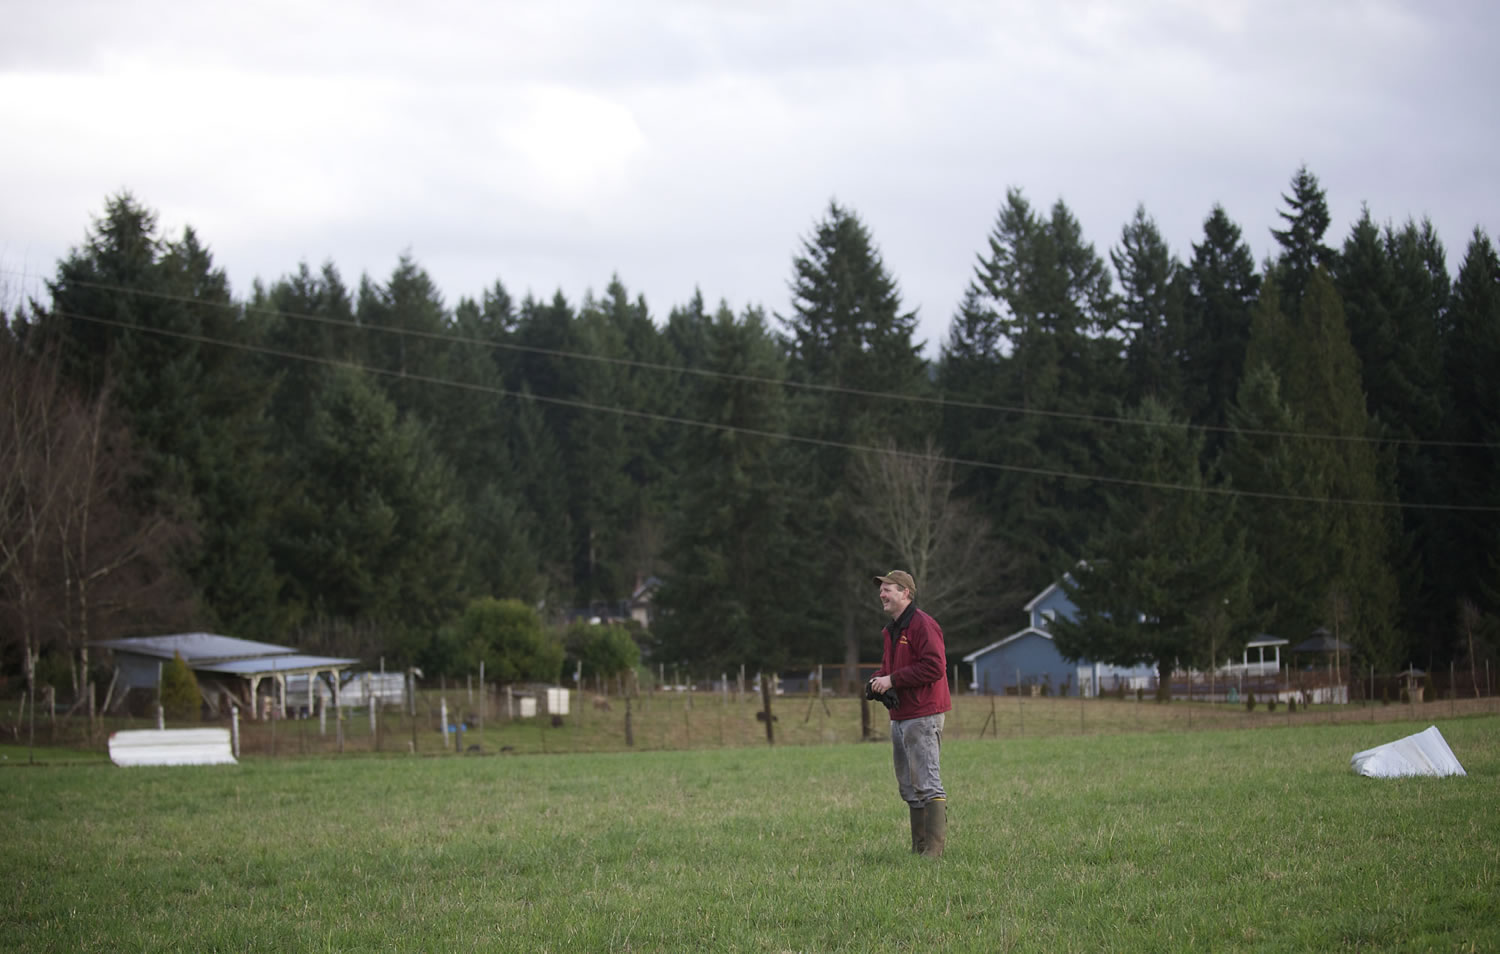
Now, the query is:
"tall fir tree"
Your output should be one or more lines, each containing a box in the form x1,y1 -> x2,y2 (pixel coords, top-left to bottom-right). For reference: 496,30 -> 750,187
653,304 -> 813,672
273,366 -> 466,660
1180,204 -> 1261,458
1051,399 -> 1254,691
1335,211 -> 1449,657
1271,165 -> 1338,310
943,188 -> 1120,606
1435,230 -> 1500,630
1113,205 -> 1186,409
1227,270 -> 1402,666
36,195 -> 284,637
781,201 -> 930,679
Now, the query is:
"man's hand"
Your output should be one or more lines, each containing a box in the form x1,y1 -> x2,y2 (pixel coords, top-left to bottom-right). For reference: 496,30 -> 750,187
869,674 -> 893,694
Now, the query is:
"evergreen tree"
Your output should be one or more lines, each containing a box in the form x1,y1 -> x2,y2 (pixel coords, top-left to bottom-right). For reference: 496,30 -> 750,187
1226,271 -> 1402,665
1180,204 -> 1261,455
943,189 -> 1120,605
1112,205 -> 1186,409
37,196 -> 284,638
1271,165 -> 1338,309
1050,399 -> 1253,690
1436,230 -> 1500,625
160,651 -> 202,721
654,304 -> 814,672
1336,212 -> 1449,656
273,366 -> 467,661
780,201 -> 930,678
1221,359 -> 1329,639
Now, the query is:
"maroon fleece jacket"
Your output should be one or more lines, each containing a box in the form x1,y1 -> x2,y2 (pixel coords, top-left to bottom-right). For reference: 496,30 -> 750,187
874,604 -> 951,721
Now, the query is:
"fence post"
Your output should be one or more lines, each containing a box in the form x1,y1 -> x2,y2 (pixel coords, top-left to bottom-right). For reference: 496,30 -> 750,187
156,704 -> 164,731
441,697 -> 450,749
761,673 -> 775,746
231,705 -> 240,758
1016,668 -> 1024,737
625,694 -> 634,747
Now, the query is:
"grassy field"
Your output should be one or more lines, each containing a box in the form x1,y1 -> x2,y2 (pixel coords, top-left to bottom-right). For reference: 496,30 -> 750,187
12,686 -> 1495,759
3,713 -> 1497,952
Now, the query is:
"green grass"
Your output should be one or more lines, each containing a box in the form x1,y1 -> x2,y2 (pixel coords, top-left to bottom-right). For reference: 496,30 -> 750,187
0,743 -> 108,765
3,714 -> 1497,952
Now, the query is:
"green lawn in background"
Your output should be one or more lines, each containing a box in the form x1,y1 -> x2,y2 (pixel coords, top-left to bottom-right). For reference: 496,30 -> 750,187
4,715 -> 1497,952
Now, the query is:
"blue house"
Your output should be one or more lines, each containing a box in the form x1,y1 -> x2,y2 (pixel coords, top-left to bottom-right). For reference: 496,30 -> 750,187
962,572 -> 1157,697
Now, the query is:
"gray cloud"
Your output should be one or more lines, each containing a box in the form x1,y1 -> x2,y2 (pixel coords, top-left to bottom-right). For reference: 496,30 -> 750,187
3,0 -> 1496,354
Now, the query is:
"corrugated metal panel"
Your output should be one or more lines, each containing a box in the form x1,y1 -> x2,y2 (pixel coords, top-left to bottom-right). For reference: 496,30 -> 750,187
108,728 -> 237,767
193,654 -> 359,676
92,633 -> 298,664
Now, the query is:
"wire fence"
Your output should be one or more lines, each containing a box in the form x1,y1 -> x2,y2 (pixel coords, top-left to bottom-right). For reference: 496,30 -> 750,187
4,663 -> 1498,763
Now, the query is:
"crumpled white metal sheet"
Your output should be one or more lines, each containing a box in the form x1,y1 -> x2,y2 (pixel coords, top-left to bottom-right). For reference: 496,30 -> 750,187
1350,725 -> 1466,778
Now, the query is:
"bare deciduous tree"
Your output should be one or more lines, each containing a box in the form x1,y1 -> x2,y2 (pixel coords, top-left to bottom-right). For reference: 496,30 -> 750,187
851,439 -> 1019,649
1,345 -> 193,718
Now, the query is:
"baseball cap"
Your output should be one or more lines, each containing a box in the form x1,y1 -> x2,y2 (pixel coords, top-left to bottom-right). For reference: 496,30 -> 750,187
873,570 -> 916,596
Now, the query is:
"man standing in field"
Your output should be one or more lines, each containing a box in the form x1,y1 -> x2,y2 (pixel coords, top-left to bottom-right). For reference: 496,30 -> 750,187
868,570 -> 950,857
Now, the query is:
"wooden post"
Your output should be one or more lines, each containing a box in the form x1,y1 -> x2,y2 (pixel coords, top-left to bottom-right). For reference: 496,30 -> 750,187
761,673 -> 775,746
441,697 -> 450,750
231,705 -> 240,759
1016,668 -> 1024,738
624,694 -> 634,747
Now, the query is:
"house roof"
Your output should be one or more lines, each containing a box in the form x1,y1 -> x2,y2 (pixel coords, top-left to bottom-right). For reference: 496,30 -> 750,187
193,654 -> 360,677
92,633 -> 299,664
1247,634 -> 1289,649
1023,583 -> 1063,613
1292,634 -> 1355,653
962,627 -> 1053,663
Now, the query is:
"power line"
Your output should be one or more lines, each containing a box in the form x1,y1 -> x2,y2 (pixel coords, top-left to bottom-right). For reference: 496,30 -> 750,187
46,307 -> 1500,513
13,269 -> 1498,450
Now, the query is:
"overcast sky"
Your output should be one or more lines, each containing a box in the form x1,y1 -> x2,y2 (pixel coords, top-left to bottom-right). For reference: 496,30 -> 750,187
3,0 -> 1495,356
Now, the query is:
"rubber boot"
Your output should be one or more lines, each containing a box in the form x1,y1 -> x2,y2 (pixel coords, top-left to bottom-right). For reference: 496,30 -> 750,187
922,798 -> 947,857
909,805 -> 927,854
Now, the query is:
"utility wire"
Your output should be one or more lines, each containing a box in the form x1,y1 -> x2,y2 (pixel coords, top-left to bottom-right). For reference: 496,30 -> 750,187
46,307 -> 1500,513
14,270 -> 1498,450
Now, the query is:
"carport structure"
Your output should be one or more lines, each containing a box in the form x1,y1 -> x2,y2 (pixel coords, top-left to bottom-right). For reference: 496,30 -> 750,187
92,633 -> 359,720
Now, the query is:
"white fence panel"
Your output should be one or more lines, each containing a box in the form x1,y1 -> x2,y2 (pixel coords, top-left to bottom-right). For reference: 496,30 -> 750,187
108,728 -> 237,767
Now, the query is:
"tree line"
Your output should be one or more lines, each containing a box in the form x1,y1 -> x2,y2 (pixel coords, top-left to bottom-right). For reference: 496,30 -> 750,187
2,165 -> 1497,701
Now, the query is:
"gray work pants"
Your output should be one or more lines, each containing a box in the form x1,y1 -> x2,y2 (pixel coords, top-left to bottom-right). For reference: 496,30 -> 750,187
891,712 -> 946,807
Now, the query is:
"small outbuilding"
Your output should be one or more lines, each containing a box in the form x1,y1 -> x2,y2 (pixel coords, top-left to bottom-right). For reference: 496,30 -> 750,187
92,633 -> 359,719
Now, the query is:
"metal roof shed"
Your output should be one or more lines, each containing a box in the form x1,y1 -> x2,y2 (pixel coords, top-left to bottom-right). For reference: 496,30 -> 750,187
92,634 -> 358,720
195,654 -> 361,720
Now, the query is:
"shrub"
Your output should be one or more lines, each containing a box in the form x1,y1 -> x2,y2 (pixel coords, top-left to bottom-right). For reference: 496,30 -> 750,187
444,598 -> 565,684
1245,692 -> 1256,712
160,651 -> 202,721
1267,697 -> 1277,712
